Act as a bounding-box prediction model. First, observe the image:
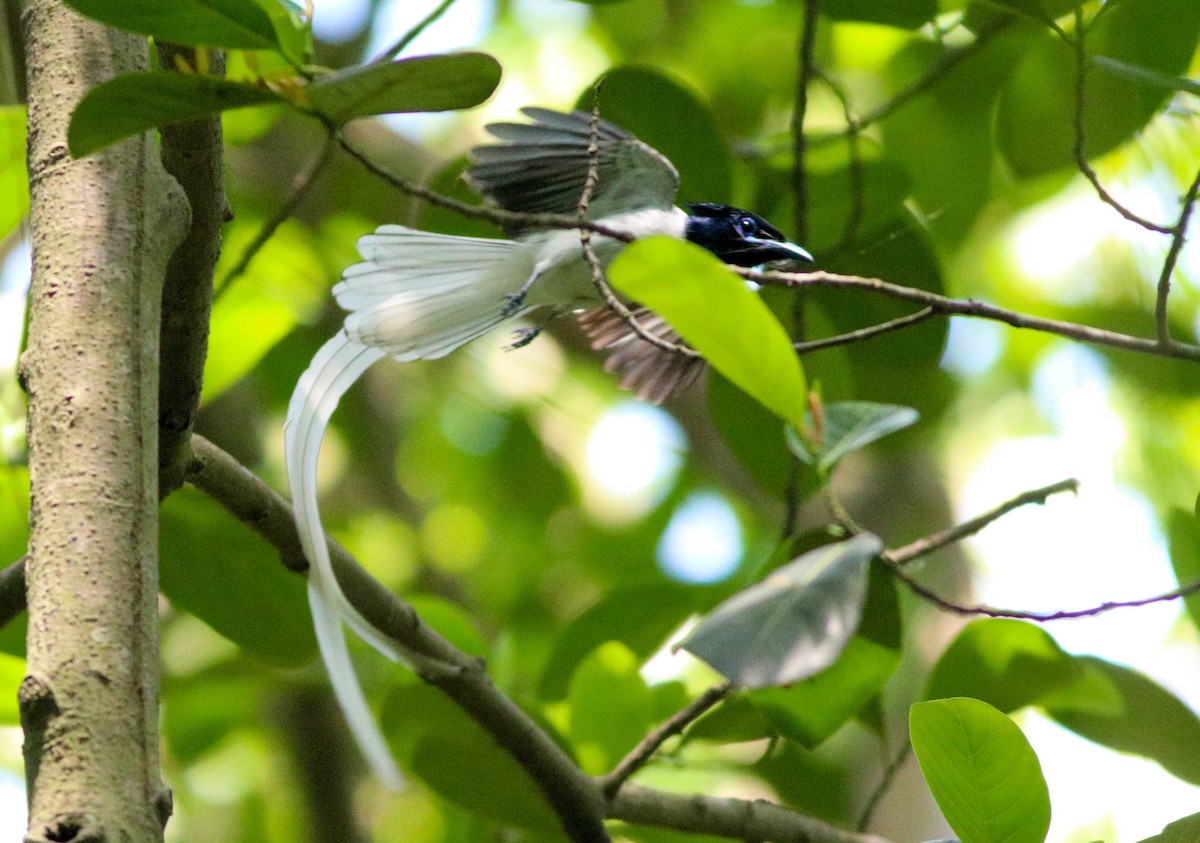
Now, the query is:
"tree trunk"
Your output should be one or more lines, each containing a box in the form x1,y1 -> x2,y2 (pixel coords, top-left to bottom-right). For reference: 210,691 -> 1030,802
19,1 -> 188,840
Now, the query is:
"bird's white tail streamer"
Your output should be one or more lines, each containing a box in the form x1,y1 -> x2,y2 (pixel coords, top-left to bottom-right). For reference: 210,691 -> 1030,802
284,328 -> 402,788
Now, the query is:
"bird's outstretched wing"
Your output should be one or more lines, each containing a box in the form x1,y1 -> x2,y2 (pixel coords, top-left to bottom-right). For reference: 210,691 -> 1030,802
464,107 -> 679,232
577,306 -> 707,404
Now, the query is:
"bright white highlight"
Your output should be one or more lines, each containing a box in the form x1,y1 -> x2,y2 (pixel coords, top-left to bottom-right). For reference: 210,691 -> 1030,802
312,0 -> 370,43
657,492 -> 743,584
585,402 -> 684,499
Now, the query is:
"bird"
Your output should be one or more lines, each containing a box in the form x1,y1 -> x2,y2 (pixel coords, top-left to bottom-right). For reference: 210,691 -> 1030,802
284,107 -> 813,786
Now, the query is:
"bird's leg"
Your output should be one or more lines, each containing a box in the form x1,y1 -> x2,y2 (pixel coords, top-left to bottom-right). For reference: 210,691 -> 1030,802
506,308 -> 564,350
501,261 -> 549,317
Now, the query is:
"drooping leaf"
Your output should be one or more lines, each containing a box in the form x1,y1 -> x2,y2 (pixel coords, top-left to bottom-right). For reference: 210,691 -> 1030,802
786,401 -> 919,474
609,238 -> 807,427
68,72 -> 282,157
925,618 -> 1120,716
911,697 -> 1052,843
1137,812 -> 1200,843
679,533 -> 880,689
305,53 -> 501,125
1045,657 -> 1200,785
159,487 -> 316,665
62,0 -> 280,50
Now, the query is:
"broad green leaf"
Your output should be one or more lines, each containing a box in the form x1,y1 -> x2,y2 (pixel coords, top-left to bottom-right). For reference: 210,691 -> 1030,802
786,401 -> 918,474
68,72 -> 282,157
707,370 -> 801,497
1045,657 -> 1200,785
964,0 -> 1078,29
258,0 -> 313,66
1137,812 -> 1200,843
159,487 -> 316,665
925,618 -> 1120,716
62,0 -> 279,50
568,642 -> 656,773
822,0 -> 937,29
679,533 -> 880,689
0,107 -> 28,242
539,581 -> 700,700
609,238 -> 807,427
911,698 -> 1051,843
163,673 -> 263,762
752,636 -> 899,747
405,595 -> 488,658
1165,508 -> 1200,633
305,53 -> 501,125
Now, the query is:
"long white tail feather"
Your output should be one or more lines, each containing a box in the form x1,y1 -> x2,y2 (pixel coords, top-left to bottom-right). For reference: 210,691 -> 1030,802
285,330 -> 402,786
286,227 -> 530,788
335,226 -> 528,360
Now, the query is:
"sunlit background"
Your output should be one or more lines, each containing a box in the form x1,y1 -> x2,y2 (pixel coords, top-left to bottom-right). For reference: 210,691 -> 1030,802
2,0 -> 1200,841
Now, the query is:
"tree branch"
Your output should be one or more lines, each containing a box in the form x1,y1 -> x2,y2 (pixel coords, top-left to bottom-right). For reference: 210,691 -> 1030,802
183,435 -> 610,843
754,268 -> 1200,361
155,44 -> 228,496
607,784 -> 891,843
888,478 -> 1080,565
600,682 -> 732,798
793,307 -> 935,355
792,0 -> 819,244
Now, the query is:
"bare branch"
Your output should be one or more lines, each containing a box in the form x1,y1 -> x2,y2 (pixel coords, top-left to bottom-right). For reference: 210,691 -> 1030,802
754,268 -> 1200,361
1155,163 -> 1200,345
184,435 -> 611,843
792,0 -> 820,244
607,784 -> 892,843
793,307 -> 935,355
888,478 -> 1080,565
600,682 -> 732,798
856,744 -> 911,833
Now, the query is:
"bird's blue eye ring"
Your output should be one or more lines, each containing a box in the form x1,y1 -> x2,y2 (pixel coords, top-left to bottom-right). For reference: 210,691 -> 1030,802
736,215 -> 758,236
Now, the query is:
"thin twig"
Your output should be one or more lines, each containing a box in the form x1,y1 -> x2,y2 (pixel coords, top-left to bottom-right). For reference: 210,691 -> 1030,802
856,744 -> 911,832
794,307 -> 935,355
1155,163 -> 1200,344
214,132 -> 337,302
884,561 -> 1200,622
1070,7 -> 1173,235
888,478 -> 1080,565
600,682 -> 732,798
373,0 -> 458,63
753,267 -> 1200,361
813,66 -> 866,248
576,88 -> 700,359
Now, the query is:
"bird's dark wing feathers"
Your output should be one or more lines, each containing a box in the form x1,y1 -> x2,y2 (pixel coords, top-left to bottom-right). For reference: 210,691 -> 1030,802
464,107 -> 680,231
577,307 -> 706,404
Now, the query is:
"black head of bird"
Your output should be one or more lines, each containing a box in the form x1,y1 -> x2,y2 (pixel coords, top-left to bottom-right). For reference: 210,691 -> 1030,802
684,202 -> 813,267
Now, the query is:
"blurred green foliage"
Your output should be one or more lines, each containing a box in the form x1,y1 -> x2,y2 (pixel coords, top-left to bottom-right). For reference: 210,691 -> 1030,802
4,0 -> 1200,842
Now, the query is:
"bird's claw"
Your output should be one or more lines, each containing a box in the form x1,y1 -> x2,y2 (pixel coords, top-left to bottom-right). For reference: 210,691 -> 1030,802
506,326 -> 541,350
501,292 -> 526,318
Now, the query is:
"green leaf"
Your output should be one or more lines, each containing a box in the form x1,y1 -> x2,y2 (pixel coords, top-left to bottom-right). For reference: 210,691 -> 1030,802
911,698 -> 1052,843
577,66 -> 731,205
925,618 -> 1120,715
258,0 -> 313,66
0,107 -> 28,243
997,0 -> 1200,177
568,642 -> 656,773
821,0 -> 937,29
68,72 -> 282,157
608,238 -> 807,427
159,487 -> 316,665
679,533 -> 881,689
1137,812 -> 1200,843
1045,657 -> 1200,785
786,401 -> 919,474
1092,56 -> 1200,96
62,0 -> 280,50
539,581 -> 700,700
1165,508 -> 1200,633
752,636 -> 900,747
305,53 -> 501,125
